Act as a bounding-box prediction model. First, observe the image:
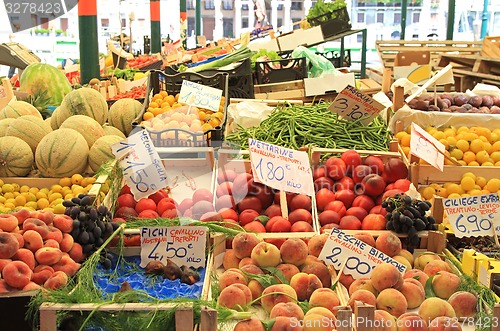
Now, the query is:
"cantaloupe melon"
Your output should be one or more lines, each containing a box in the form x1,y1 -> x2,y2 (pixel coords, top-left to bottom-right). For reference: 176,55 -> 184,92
50,107 -> 62,130
0,118 -> 16,137
102,124 -> 126,139
0,136 -> 34,177
58,88 -> 108,125
108,98 -> 142,135
0,101 -> 42,119
89,135 -> 124,172
60,115 -> 105,148
35,128 -> 89,177
6,115 -> 52,153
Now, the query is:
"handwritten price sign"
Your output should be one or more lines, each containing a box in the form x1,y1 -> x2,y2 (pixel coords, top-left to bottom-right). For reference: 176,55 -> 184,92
443,193 -> 499,238
328,85 -> 385,125
248,138 -> 314,196
410,123 -> 445,171
318,228 -> 407,279
140,226 -> 208,268
179,80 -> 223,112
111,130 -> 167,200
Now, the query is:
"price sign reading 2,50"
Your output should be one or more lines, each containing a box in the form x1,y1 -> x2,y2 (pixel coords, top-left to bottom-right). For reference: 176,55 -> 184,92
255,158 -> 289,182
333,97 -> 366,120
455,214 -> 492,234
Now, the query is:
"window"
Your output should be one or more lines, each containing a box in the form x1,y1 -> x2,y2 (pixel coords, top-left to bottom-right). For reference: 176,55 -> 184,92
394,13 -> 401,24
278,4 -> 283,10
277,18 -> 283,27
357,13 -> 365,23
357,34 -> 363,43
413,12 -> 420,23
222,0 -> 233,10
377,12 -> 384,23
121,18 -> 126,29
242,4 -> 249,10
101,18 -> 109,28
60,18 -> 68,31
187,0 -> 194,9
242,17 -> 249,28
291,1 -> 302,10
188,17 -> 195,34
205,0 -> 215,10
223,18 -> 233,37
40,17 -> 49,29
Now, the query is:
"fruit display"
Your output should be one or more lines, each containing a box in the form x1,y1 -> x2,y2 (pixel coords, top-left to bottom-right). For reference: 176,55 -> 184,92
419,172 -> 500,200
107,85 -> 147,101
396,125 -> 500,166
407,93 -> 500,114
127,55 -> 161,70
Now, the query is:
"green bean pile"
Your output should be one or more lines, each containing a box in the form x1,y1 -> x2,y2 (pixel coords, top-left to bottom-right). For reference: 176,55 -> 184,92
225,102 -> 391,150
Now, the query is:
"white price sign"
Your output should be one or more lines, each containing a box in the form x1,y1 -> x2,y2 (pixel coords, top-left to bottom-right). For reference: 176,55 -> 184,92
328,85 -> 385,125
410,123 -> 445,172
443,193 -> 499,238
111,130 -> 167,200
318,228 -> 407,279
178,80 -> 223,112
248,138 -> 314,196
140,226 -> 208,269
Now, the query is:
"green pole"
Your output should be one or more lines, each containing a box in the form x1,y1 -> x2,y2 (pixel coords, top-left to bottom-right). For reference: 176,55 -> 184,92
196,0 -> 202,36
447,0 -> 455,40
481,0 -> 490,39
78,0 -> 100,84
180,0 -> 187,48
150,0 -> 161,53
400,0 -> 407,40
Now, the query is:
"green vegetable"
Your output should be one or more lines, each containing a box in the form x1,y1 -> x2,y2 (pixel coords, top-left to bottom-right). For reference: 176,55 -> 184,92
107,67 -> 140,80
307,0 -> 347,23
187,46 -> 254,72
226,102 -> 391,151
251,49 -> 281,71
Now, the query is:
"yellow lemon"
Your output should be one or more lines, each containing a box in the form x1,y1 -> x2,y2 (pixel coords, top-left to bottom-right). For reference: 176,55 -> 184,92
450,148 -> 463,160
476,150 -> 490,164
2,184 -> 14,193
422,187 -> 436,200
37,198 -> 50,209
475,176 -> 487,188
460,176 -> 476,191
446,183 -> 461,195
463,151 -> 476,164
486,179 -> 500,193
20,185 -> 30,193
455,139 -> 469,153
469,139 -> 485,154
14,195 -> 26,207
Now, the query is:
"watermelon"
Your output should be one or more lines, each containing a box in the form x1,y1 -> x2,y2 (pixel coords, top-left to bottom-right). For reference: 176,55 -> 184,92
19,63 -> 72,106
58,88 -> 108,125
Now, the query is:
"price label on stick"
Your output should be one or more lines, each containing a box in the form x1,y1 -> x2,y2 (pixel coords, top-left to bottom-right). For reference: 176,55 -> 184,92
328,85 -> 385,125
410,123 -> 445,172
178,80 -> 223,112
140,226 -> 208,268
318,228 -> 407,279
248,138 -> 314,196
443,193 -> 500,238
111,130 -> 168,200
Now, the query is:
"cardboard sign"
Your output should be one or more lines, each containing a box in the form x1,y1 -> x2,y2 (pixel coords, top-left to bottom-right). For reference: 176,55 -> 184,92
140,226 -> 208,269
248,138 -> 314,196
111,130 -> 167,200
318,228 -> 407,279
328,85 -> 385,125
443,193 -> 499,238
410,122 -> 445,171
179,80 -> 222,112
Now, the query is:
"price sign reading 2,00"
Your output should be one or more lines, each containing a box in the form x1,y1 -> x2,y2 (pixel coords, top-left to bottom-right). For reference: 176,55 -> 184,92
255,158 -> 289,182
333,97 -> 366,120
455,214 -> 492,234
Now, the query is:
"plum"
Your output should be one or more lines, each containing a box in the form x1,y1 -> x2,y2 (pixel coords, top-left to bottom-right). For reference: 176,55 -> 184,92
442,98 -> 451,107
428,105 -> 440,112
462,103 -> 473,111
453,94 -> 469,106
436,97 -> 446,110
414,100 -> 429,111
491,105 -> 500,114
448,105 -> 459,112
440,93 -> 453,102
482,95 -> 494,107
492,96 -> 500,107
468,95 -> 483,107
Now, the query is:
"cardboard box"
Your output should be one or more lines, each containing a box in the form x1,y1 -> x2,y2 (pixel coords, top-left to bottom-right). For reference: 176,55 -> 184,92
303,72 -> 355,96
393,51 -> 431,84
278,27 -> 324,52
247,37 -> 280,52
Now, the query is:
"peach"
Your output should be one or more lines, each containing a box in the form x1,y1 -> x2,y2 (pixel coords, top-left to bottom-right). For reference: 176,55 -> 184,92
59,233 -> 74,253
424,260 -> 451,277
11,232 -> 24,249
0,279 -> 14,293
290,272 -> 323,301
309,288 -> 340,313
404,269 -> 429,288
0,232 -> 19,259
280,238 -> 308,267
271,316 -> 304,331
431,271 -> 460,299
396,314 -> 428,331
44,270 -> 69,290
32,265 -> 54,285
339,272 -> 355,289
52,254 -> 80,277
0,258 -> 11,272
398,249 -> 414,266
238,257 -> 257,268
300,262 -> 331,288
429,316 -> 462,331
353,232 -> 376,247
247,279 -> 264,302
11,208 -> 31,225
0,214 -> 19,232
35,247 -> 63,265
370,263 -> 404,292
23,230 -> 44,252
2,260 -> 32,289
349,278 -> 377,296
68,242 -> 84,263
348,289 -> 376,311
234,317 -> 265,331
376,288 -> 408,318
222,249 -> 241,270
219,283 -> 251,310
52,214 -> 74,233
45,226 -> 63,243
303,307 -> 336,331
43,239 -> 60,249
393,256 -> 412,271
301,255 -> 322,267
270,302 -> 305,320
23,281 -> 41,291
375,232 -> 402,257
448,291 -> 477,318
232,232 -> 262,259
261,284 -> 298,313
400,279 -> 425,309
374,310 -> 398,331
251,242 -> 281,268
232,283 -> 253,303
308,234 -> 328,257
33,210 -> 54,225
418,298 -> 456,325
414,253 -> 441,271
276,263 -> 300,283
23,218 -> 49,239
218,268 -> 248,290
12,248 -> 36,270
240,264 -> 264,275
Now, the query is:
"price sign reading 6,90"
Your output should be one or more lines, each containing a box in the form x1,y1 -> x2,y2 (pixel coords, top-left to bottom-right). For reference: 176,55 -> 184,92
111,129 -> 168,200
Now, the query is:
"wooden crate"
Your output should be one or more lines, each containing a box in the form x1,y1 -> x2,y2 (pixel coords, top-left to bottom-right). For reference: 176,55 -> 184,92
254,80 -> 306,100
481,36 -> 500,59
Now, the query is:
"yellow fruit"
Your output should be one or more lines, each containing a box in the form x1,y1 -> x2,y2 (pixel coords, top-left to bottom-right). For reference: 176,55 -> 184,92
439,139 -> 449,149
59,177 -> 72,187
457,126 -> 469,133
53,204 -> 66,214
433,131 -> 446,141
64,193 -> 74,200
422,187 -> 436,200
492,141 -> 500,152
476,150 -> 490,164
446,183 -> 461,195
456,140 -> 469,153
464,132 -> 478,141
35,191 -> 47,200
51,184 -> 63,193
72,185 -> 85,196
11,183 -> 20,192
81,177 -> 96,188
450,148 -> 463,160
486,179 -> 500,193
475,176 -> 487,188
469,139 -> 485,154
463,151 -> 476,164
37,198 -> 50,209
491,151 -> 500,163
25,201 -> 38,210
3,192 -> 14,200
443,128 -> 456,137
447,193 -> 461,199
0,179 -> 4,187
0,196 -> 5,204
482,161 -> 494,167
50,198 -> 64,207
435,187 -> 448,198
462,172 -> 476,180
446,136 -> 457,147
468,189 -> 482,196
461,176 -> 476,191
468,161 -> 480,166
480,189 -> 490,195
2,184 -> 14,193
40,188 -> 49,195
461,193 -> 471,198
48,192 -> 63,203
458,160 -> 467,166
14,195 -> 26,206
20,185 -> 30,193
29,187 -> 39,195
71,174 -> 84,185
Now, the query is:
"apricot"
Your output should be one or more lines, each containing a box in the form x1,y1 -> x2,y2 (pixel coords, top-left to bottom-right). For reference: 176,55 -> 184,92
0,214 -> 18,232
418,298 -> 456,325
448,291 -> 477,318
234,317 -> 265,331
44,270 -> 69,290
270,302 -> 305,320
232,232 -> 262,259
222,249 -> 241,270
218,268 -> 248,290
2,260 -> 32,289
280,238 -> 308,267
348,289 -> 376,311
308,234 -> 328,257
12,248 -> 36,270
375,232 -> 402,257
0,233 -> 19,259
23,230 -> 43,252
23,218 -> 50,239
300,262 -> 331,288
261,284 -> 298,313
349,278 -> 377,296
35,247 -> 63,265
251,242 -> 281,268
431,271 -> 460,299
309,288 -> 340,314
290,272 -> 323,301
219,283 -> 251,310
423,260 -> 451,277
370,263 -> 404,292
376,288 -> 408,318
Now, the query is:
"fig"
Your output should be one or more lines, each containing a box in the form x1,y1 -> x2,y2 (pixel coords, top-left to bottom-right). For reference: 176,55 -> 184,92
180,265 -> 200,285
428,105 -> 440,111
456,107 -> 468,113
462,104 -> 473,111
453,94 -> 469,106
482,95 -> 494,107
163,259 -> 182,280
440,93 -> 453,102
448,105 -> 459,112
414,100 -> 429,111
479,106 -> 490,113
491,106 -> 500,114
442,98 -> 452,107
468,95 -> 483,107
470,107 -> 480,113
435,97 -> 446,110
119,281 -> 133,292
408,99 -> 419,108
145,261 -> 165,276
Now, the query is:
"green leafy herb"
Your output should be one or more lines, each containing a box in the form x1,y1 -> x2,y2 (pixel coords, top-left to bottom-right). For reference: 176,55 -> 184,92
262,266 -> 289,285
306,0 -> 347,23
241,270 -> 279,288
424,275 -> 436,298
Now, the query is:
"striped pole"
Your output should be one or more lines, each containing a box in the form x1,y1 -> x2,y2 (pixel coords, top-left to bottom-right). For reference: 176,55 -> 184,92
180,0 -> 187,49
150,0 -> 161,53
78,0 -> 100,84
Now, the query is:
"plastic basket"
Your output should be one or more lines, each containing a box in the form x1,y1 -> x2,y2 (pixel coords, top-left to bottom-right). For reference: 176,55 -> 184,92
316,49 -> 352,68
199,59 -> 254,99
255,57 -> 307,84
308,7 -> 352,38
133,70 -> 229,148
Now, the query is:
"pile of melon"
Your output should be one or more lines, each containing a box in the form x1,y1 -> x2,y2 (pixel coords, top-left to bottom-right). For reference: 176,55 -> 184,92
0,89 -> 142,177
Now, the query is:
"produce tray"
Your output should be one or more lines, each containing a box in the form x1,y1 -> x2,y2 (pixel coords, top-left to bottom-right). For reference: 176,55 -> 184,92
133,70 -> 229,148
316,49 -> 352,68
199,59 -> 254,100
0,291 -> 38,331
254,57 -> 307,85
308,7 -> 352,39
